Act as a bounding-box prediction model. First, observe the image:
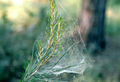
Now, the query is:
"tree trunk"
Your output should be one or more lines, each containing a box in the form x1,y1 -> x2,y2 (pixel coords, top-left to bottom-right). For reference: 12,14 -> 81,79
77,0 -> 107,53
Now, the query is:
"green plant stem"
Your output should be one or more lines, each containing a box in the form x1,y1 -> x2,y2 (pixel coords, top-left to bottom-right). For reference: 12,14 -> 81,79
23,0 -> 56,81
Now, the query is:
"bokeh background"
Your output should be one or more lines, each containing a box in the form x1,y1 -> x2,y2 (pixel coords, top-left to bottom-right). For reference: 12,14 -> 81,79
0,0 -> 120,82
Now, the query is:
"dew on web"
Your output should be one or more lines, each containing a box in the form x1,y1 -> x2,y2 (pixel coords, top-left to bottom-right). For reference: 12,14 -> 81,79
23,0 -> 92,82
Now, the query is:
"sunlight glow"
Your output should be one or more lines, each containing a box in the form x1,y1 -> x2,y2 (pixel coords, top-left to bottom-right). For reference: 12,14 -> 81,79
12,0 -> 24,6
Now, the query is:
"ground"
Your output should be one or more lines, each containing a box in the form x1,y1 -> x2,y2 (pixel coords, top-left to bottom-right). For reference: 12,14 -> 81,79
80,35 -> 120,82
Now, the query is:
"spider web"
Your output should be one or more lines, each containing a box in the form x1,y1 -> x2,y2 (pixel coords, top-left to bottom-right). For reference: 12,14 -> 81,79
27,0 -> 92,81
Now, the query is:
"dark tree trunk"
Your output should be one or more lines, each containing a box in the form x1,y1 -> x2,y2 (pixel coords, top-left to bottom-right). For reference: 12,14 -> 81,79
77,0 -> 107,53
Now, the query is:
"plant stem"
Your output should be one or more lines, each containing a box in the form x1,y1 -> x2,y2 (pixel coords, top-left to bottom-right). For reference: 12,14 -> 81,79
24,0 -> 55,81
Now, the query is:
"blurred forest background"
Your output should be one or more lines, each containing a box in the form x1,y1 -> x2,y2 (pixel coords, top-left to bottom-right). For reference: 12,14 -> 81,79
0,0 -> 120,82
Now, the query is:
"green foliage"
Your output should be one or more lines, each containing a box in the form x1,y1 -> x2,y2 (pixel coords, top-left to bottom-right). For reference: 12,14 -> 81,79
23,0 -> 64,81
108,0 -> 120,6
106,0 -> 120,36
0,2 -> 49,82
0,11 -> 33,81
